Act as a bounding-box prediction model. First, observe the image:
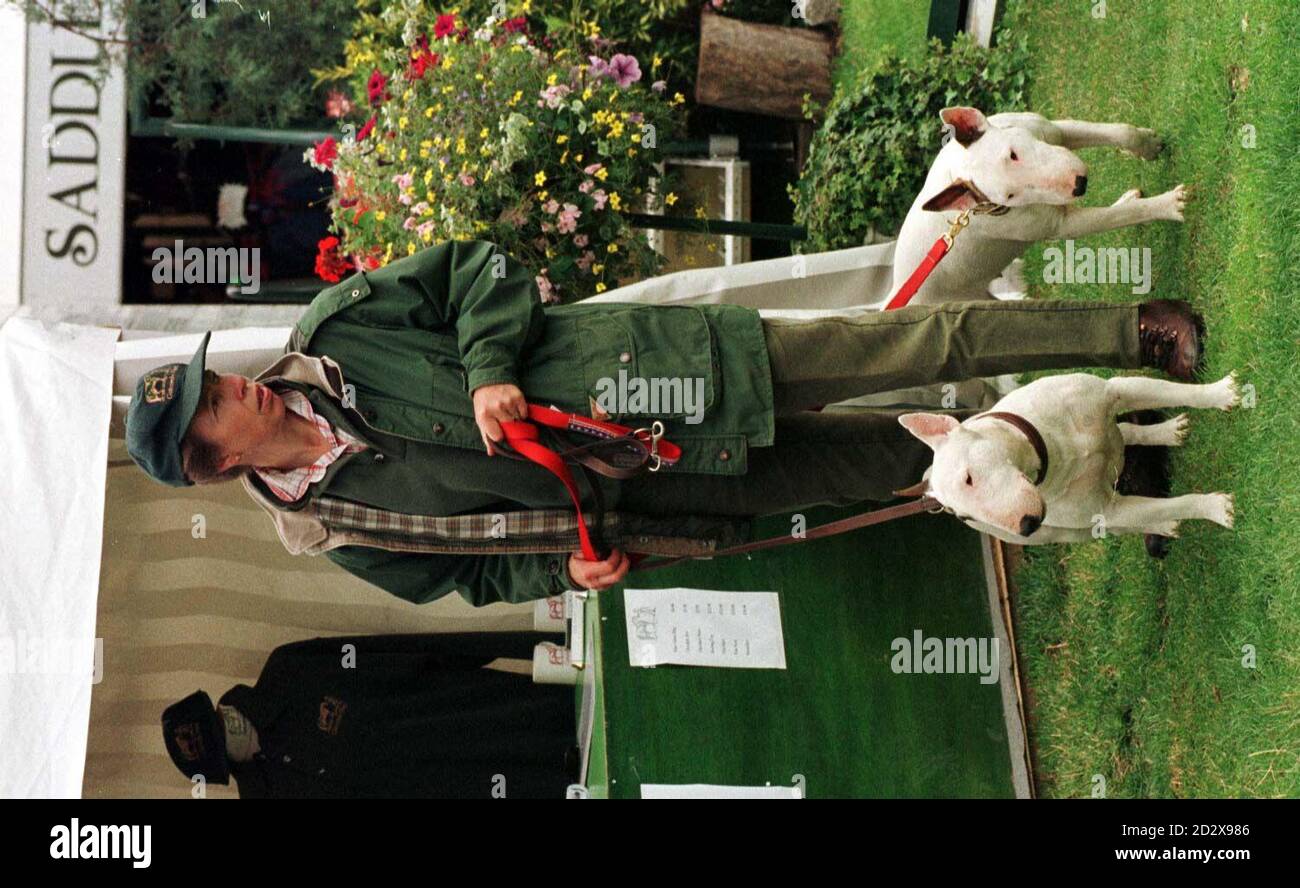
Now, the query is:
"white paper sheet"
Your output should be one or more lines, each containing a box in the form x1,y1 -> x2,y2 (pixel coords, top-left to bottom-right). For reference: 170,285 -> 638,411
641,783 -> 804,799
623,588 -> 787,669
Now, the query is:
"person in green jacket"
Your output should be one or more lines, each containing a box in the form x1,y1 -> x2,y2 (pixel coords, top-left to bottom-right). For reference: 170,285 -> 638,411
124,240 -> 1204,606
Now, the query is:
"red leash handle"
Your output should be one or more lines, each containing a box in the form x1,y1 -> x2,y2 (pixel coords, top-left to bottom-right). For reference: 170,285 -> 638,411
499,418 -> 605,562
883,235 -> 951,311
500,404 -> 684,564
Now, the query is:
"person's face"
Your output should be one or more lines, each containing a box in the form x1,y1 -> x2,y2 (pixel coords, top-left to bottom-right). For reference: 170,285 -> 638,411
186,371 -> 286,472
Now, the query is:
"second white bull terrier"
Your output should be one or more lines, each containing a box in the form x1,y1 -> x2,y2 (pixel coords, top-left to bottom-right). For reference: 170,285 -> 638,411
895,372 -> 1240,546
892,107 -> 1188,303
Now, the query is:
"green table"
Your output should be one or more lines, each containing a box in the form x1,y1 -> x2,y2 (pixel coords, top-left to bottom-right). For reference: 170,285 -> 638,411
581,507 -> 1015,798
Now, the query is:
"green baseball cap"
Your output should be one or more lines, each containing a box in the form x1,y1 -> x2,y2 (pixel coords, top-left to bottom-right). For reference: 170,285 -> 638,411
125,331 -> 212,487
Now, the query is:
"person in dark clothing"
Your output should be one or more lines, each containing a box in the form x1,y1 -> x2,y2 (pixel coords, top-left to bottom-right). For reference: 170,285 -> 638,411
162,632 -> 577,798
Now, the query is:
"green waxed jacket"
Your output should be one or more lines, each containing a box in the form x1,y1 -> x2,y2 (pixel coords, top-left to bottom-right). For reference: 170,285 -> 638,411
289,240 -> 775,466
271,240 -> 777,605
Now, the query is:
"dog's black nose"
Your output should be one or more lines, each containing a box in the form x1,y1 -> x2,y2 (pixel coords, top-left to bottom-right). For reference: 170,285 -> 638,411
1019,514 -> 1043,537
1073,175 -> 1088,197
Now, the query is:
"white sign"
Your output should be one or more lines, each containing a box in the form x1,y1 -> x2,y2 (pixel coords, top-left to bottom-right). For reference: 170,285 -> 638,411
22,2 -> 127,307
624,587 -> 787,669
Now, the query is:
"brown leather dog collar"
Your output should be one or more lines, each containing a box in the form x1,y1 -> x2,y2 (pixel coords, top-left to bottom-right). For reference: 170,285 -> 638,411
974,411 -> 1049,486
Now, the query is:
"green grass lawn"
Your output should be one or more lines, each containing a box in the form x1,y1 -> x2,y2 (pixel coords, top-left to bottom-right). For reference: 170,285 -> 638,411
833,0 -> 1299,797
1011,0 -> 1300,798
833,0 -> 933,89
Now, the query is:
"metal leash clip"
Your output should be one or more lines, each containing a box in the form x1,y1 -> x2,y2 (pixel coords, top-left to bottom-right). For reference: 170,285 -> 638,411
633,421 -> 667,472
942,208 -> 973,248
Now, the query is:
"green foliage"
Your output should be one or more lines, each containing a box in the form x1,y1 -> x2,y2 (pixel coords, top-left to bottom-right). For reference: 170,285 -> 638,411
713,0 -> 799,27
789,30 -> 1030,251
124,0 -> 357,127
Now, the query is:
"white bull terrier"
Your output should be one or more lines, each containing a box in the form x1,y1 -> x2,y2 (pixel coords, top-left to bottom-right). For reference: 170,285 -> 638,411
892,107 -> 1188,303
895,372 -> 1240,546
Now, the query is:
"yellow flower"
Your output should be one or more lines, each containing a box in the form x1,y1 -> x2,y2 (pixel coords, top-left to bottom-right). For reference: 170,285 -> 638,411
375,211 -> 387,222
607,243 -> 618,253
547,73 -> 558,87
534,171 -> 547,186
672,92 -> 685,105
582,87 -> 593,101
627,148 -> 637,157
556,134 -> 568,144
537,189 -> 548,201
479,127 -> 489,140
508,90 -> 523,106
408,242 -> 417,256
609,192 -> 621,210
403,89 -> 413,102
425,106 -> 435,118
665,192 -> 678,206
592,263 -> 605,275
399,148 -> 408,162
653,54 -> 662,70
424,169 -> 434,184
441,56 -> 453,70
575,153 -> 583,163
595,282 -> 607,293
631,132 -> 641,144
560,150 -> 569,163
694,206 -> 707,219
398,115 -> 408,130
596,167 -> 608,181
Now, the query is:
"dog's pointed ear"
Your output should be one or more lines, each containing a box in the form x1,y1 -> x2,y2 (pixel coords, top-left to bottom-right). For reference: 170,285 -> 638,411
898,413 -> 960,450
892,478 -> 931,498
940,106 -> 989,147
922,179 -> 981,213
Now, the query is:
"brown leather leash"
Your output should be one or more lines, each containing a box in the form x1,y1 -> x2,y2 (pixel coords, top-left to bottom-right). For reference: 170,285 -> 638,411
631,495 -> 943,572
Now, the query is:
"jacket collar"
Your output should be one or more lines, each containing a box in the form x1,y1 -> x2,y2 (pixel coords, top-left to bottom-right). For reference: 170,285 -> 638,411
238,351 -> 348,555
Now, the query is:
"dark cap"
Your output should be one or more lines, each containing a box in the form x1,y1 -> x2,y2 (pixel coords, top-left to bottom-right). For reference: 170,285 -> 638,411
125,331 -> 212,487
161,690 -> 230,784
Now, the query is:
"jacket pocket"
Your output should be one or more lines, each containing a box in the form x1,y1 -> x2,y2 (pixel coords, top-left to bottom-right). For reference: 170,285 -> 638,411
576,306 -> 717,422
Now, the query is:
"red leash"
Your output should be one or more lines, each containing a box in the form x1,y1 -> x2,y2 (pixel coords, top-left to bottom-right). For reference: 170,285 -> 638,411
500,405 -> 679,562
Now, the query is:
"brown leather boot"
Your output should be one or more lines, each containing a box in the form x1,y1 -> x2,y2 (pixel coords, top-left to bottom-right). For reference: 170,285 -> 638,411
1138,299 -> 1204,380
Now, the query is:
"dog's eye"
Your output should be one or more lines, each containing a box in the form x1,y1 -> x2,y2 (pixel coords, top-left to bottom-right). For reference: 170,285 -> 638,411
965,472 -> 973,486
1009,150 -> 1018,162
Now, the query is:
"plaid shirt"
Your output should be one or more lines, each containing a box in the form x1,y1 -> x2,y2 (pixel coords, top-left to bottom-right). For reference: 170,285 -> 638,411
254,388 -> 368,503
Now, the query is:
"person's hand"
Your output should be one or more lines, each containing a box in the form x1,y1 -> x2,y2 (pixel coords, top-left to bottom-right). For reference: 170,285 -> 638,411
568,548 -> 630,591
471,383 -> 528,455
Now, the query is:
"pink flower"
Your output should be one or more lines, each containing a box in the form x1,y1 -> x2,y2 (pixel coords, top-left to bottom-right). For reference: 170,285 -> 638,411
651,80 -> 667,93
583,163 -> 603,175
576,250 -> 595,272
579,179 -> 594,194
392,172 -> 413,189
325,89 -> 354,119
574,234 -> 589,248
592,189 -> 608,210
541,221 -> 554,233
539,84 -> 572,109
459,173 -> 476,186
403,217 -> 418,230
543,198 -> 560,214
557,203 -> 581,234
607,54 -> 641,88
587,55 -> 610,79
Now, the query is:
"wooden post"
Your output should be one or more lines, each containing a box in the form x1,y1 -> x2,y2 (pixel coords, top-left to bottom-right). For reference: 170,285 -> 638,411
694,8 -> 834,121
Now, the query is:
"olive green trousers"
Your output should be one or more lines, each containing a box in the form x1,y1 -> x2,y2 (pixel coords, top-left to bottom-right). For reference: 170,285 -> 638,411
617,299 -> 1142,517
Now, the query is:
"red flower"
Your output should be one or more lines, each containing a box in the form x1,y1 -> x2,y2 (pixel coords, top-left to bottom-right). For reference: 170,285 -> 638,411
314,236 -> 351,283
357,115 -> 376,141
408,49 -> 440,80
312,137 -> 338,170
434,13 -> 456,39
367,69 -> 390,106
502,16 -> 528,33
